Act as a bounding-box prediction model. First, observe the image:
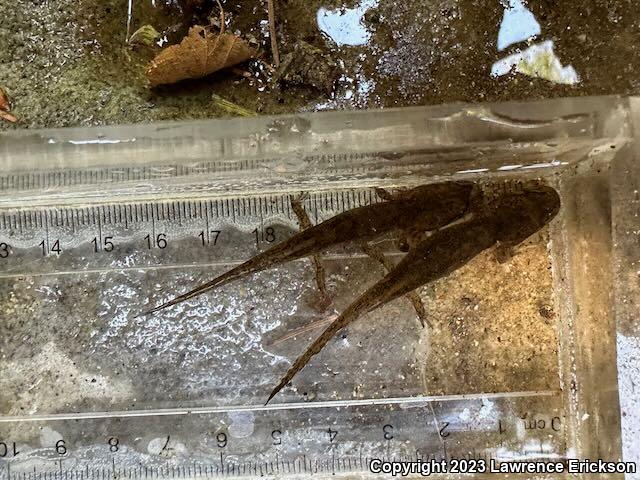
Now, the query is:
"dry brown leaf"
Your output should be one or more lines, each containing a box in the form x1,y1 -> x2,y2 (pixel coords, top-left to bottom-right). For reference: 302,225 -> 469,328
0,87 -> 10,112
0,87 -> 17,123
146,25 -> 258,87
0,111 -> 17,123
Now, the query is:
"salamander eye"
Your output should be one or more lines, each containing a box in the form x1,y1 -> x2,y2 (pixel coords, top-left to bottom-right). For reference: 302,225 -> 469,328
396,237 -> 410,252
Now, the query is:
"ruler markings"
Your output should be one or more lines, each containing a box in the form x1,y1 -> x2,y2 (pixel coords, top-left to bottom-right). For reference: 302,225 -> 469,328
212,199 -> 219,219
127,204 -> 134,226
312,193 -> 320,224
90,208 -> 97,232
331,450 -> 336,475
1,188 -> 414,276
96,212 -> 102,249
150,204 -> 157,247
0,427 -> 559,478
43,211 -> 50,252
0,192 -> 404,233
81,208 -> 88,227
65,210 -> 73,233
203,202 -> 210,245
283,195 -> 291,220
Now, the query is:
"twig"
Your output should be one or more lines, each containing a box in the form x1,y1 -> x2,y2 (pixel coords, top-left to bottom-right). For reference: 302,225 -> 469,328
266,0 -> 280,67
211,94 -> 257,117
126,0 -> 133,42
215,0 -> 226,33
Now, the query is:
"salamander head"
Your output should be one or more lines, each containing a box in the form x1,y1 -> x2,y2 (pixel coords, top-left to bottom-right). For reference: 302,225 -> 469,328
492,185 -> 561,246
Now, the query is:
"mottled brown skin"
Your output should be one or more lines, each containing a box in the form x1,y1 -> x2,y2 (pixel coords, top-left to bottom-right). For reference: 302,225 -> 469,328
142,181 -> 475,315
266,186 -> 560,403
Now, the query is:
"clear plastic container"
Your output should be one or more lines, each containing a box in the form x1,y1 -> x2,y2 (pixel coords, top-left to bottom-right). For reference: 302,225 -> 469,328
0,96 -> 638,478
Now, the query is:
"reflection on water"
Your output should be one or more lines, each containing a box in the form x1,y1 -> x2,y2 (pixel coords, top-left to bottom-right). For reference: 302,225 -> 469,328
315,0 -> 580,108
492,40 -> 580,85
317,0 -> 378,46
497,0 -> 540,51
492,0 -> 579,85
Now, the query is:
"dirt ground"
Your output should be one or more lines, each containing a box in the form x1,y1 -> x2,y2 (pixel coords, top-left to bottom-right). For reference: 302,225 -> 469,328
0,0 -> 639,128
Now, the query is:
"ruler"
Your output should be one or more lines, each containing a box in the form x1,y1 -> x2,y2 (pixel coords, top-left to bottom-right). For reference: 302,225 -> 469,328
0,115 -> 578,478
0,184 -> 566,478
0,392 -> 563,479
0,189 -> 382,276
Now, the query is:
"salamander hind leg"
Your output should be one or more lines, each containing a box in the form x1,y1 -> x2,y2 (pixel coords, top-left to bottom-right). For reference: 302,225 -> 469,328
360,242 -> 431,328
290,194 -> 331,310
